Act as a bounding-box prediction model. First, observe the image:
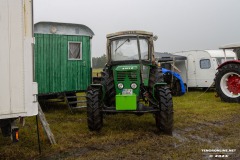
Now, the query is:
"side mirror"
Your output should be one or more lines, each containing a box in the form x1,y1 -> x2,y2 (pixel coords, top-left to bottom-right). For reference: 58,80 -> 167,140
153,35 -> 158,41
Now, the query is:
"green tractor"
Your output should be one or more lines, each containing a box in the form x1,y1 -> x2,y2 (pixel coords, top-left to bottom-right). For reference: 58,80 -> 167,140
87,31 -> 173,134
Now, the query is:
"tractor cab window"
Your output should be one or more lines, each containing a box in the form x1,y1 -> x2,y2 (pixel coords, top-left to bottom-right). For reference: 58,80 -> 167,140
111,37 -> 149,61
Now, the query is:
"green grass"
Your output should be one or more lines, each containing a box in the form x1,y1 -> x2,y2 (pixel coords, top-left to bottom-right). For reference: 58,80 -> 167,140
0,91 -> 239,160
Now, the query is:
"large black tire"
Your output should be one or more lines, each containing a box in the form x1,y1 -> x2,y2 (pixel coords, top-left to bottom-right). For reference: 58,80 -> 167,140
149,66 -> 164,107
86,87 -> 103,131
163,73 -> 182,96
215,63 -> 240,103
171,79 -> 182,96
155,87 -> 173,135
101,70 -> 116,107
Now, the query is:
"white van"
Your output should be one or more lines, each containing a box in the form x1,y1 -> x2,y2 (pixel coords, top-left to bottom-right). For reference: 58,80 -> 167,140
172,50 -> 237,89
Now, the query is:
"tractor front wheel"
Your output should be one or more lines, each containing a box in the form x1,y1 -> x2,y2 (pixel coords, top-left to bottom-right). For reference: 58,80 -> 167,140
215,63 -> 240,103
155,87 -> 173,135
86,87 -> 103,131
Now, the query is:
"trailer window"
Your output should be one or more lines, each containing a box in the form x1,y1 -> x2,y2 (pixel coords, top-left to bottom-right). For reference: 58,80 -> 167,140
200,59 -> 211,69
68,42 -> 82,60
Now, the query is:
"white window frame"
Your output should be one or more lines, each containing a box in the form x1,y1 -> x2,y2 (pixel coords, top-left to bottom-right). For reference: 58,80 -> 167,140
200,59 -> 211,69
68,41 -> 82,60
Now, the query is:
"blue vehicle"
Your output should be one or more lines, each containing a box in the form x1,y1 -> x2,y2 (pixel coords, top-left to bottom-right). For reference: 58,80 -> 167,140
155,52 -> 186,96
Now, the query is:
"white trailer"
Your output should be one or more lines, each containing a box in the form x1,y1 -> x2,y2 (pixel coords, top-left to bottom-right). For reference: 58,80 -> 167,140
0,0 -> 38,141
172,50 -> 237,89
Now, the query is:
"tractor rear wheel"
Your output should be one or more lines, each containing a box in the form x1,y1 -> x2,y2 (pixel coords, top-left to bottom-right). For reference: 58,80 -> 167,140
155,87 -> 173,135
86,87 -> 103,131
101,70 -> 116,107
171,79 -> 182,96
215,63 -> 240,103
149,66 -> 164,107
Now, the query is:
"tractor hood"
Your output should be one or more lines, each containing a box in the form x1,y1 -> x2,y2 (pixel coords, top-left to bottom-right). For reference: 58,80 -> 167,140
113,64 -> 141,96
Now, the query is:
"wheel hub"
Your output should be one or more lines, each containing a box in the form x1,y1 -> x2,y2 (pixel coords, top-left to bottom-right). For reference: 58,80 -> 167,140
227,75 -> 240,95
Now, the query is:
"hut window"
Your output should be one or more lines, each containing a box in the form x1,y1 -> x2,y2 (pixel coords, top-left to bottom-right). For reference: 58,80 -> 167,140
68,42 -> 82,60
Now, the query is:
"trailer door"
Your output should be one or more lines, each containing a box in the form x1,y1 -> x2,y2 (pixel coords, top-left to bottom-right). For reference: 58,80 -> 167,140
195,58 -> 216,87
187,54 -> 197,87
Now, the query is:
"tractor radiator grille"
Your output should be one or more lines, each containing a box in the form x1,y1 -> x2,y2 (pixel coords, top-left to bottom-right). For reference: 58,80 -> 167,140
117,71 -> 138,82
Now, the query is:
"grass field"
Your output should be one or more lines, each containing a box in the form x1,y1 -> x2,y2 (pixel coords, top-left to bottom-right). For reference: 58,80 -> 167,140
92,68 -> 102,77
0,90 -> 239,160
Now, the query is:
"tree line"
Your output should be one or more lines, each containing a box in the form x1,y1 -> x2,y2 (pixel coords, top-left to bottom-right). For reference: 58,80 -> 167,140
92,54 -> 107,68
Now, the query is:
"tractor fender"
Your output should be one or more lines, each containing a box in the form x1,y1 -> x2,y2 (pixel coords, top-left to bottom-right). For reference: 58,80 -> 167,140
88,84 -> 105,100
217,60 -> 240,70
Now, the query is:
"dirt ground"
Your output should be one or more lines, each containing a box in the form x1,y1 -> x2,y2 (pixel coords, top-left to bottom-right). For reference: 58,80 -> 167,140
37,115 -> 240,160
0,91 -> 239,160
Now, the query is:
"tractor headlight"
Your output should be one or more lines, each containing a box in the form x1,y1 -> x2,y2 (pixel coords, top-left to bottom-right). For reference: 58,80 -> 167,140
118,83 -> 124,89
131,83 -> 137,89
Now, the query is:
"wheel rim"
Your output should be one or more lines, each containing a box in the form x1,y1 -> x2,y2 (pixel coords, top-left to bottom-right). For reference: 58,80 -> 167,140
220,72 -> 240,98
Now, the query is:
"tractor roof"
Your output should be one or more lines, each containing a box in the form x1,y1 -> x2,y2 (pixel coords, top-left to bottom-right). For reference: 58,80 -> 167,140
219,42 -> 240,49
107,30 -> 153,39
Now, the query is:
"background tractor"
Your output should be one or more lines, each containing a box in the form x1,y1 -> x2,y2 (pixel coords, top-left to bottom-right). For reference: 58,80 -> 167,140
86,31 -> 173,134
215,42 -> 240,103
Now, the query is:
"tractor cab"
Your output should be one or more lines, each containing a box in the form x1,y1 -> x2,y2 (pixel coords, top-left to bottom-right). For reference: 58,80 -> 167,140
105,31 -> 156,110
106,31 -> 156,65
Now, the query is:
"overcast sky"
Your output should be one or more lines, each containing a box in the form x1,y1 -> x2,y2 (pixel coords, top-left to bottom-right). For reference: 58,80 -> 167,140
34,0 -> 240,57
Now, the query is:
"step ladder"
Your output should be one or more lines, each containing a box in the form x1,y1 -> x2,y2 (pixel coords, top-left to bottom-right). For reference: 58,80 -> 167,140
38,104 -> 56,145
65,93 -> 87,113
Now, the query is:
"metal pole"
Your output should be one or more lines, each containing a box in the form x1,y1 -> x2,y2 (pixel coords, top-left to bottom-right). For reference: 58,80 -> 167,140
36,115 -> 41,155
223,49 -> 227,62
137,36 -> 144,83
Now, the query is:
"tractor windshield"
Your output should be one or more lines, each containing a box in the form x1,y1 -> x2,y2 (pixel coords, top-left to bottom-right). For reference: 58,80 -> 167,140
111,37 -> 149,61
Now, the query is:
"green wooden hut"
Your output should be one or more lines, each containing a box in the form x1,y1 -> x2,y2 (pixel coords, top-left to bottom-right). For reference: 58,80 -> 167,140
34,22 -> 94,106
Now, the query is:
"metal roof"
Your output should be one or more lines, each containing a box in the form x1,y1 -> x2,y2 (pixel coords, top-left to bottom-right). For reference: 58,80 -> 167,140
173,50 -> 236,58
34,22 -> 94,37
219,42 -> 240,49
155,52 -> 187,62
